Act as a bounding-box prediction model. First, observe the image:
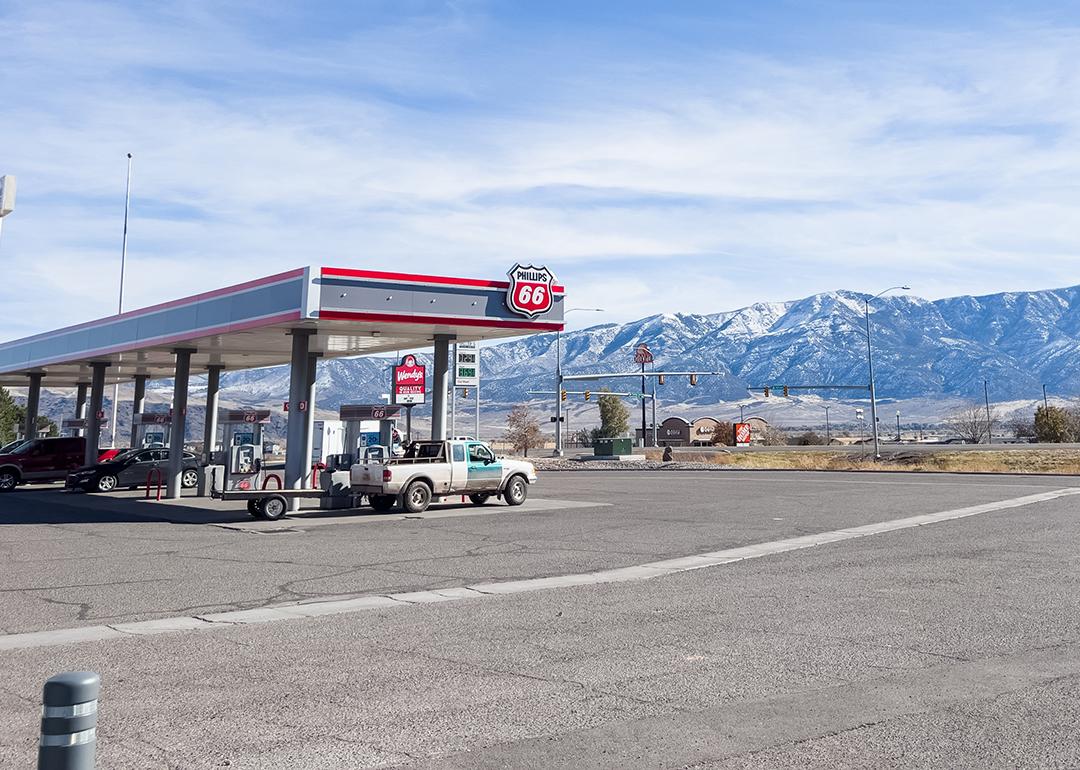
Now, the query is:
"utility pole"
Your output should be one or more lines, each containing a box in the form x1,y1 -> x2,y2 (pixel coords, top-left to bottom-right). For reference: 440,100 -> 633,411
984,379 -> 993,445
864,286 -> 910,459
1043,384 -> 1049,411
824,405 -> 831,445
650,377 -> 658,447
896,410 -> 901,442
864,298 -> 881,459
640,359 -> 647,448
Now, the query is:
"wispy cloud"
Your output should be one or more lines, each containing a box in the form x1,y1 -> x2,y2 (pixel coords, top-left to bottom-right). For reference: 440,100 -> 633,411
1,1 -> 1079,335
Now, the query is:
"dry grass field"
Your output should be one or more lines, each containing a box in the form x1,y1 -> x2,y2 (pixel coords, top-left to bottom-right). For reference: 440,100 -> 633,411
640,449 -> 1080,475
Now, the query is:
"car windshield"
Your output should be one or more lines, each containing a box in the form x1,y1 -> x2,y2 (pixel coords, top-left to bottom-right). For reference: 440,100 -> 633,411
0,440 -> 28,454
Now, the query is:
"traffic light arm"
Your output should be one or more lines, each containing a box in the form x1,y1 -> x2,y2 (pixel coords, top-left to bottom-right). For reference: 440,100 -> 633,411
561,371 -> 727,381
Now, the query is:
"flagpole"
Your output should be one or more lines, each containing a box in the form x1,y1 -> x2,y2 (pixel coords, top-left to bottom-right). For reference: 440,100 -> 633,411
110,153 -> 133,446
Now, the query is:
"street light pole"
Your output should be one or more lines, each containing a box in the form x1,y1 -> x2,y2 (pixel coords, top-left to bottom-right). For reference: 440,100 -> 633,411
1043,383 -> 1049,411
984,379 -> 993,445
863,285 -> 910,460
110,153 -> 133,447
824,405 -> 831,445
896,410 -> 901,442
553,308 -> 604,457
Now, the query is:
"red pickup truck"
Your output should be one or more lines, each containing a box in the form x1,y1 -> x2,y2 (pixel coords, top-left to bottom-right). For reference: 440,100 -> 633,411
0,437 -> 87,491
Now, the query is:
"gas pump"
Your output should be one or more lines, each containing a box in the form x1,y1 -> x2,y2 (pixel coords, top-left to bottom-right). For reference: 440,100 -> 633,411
132,412 -> 171,448
337,404 -> 402,470
218,409 -> 271,491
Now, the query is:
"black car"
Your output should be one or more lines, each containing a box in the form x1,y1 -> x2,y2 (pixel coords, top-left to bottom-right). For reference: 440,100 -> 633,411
66,448 -> 203,493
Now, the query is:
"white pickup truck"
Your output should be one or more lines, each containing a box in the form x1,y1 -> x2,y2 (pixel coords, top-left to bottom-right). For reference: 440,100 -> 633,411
350,439 -> 537,513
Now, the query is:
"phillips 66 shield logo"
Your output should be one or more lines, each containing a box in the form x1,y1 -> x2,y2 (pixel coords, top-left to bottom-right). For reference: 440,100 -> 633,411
506,264 -> 556,318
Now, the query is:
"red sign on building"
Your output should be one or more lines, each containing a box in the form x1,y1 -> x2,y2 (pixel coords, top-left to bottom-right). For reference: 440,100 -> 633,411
734,422 -> 752,446
393,354 -> 426,405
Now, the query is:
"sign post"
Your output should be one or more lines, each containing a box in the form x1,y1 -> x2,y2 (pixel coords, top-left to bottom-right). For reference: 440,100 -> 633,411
634,344 -> 654,448
393,354 -> 426,444
454,341 -> 480,439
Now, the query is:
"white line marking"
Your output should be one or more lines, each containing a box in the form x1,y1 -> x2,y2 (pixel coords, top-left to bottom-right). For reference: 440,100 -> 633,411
3,487 -> 1078,651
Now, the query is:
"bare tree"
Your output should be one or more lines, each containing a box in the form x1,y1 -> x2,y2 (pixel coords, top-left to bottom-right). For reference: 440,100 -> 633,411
503,404 -> 544,457
946,403 -> 995,444
757,424 -> 789,446
710,420 -> 735,446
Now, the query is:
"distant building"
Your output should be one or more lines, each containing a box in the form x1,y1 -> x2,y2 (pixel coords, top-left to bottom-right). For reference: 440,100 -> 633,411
690,417 -> 723,446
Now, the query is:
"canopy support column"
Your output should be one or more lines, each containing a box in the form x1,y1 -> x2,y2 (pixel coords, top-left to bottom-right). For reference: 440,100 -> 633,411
302,353 -> 319,486
430,335 -> 453,440
74,383 -> 88,437
203,365 -> 223,465
129,374 -> 148,447
85,363 -> 108,466
23,373 -> 42,441
166,349 -> 193,499
285,329 -> 314,510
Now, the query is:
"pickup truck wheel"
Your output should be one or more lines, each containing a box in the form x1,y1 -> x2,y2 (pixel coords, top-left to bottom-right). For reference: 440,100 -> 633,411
504,475 -> 528,506
261,495 -> 288,521
247,499 -> 264,518
402,481 -> 432,513
468,493 -> 491,505
0,469 -> 19,492
370,494 -> 396,512
95,474 -> 118,493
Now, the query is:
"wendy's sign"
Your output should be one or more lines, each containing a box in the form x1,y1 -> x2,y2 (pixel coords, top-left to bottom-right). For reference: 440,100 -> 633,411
393,354 -> 426,405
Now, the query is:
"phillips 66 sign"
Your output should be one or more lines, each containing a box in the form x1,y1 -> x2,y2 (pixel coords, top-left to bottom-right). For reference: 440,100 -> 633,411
506,264 -> 556,318
393,354 -> 426,405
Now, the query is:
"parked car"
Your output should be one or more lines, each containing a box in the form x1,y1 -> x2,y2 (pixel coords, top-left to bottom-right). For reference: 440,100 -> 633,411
66,448 -> 203,493
0,437 -> 87,492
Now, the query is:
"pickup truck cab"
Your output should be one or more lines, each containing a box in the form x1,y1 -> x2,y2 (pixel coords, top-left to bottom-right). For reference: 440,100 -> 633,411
350,439 -> 537,513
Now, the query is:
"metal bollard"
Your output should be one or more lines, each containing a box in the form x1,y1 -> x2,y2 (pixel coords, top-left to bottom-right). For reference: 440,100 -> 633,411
37,671 -> 99,770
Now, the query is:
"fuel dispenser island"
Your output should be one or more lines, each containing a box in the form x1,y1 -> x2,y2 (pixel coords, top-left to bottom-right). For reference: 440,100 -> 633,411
209,408 -> 331,519
217,409 -> 272,493
132,412 -> 171,448
337,404 -> 402,469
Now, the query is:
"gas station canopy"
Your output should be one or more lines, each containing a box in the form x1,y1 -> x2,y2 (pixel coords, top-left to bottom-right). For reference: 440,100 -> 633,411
0,266 -> 565,386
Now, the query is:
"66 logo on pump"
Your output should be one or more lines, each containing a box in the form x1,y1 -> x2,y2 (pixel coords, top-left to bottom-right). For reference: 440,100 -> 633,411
506,264 -> 556,318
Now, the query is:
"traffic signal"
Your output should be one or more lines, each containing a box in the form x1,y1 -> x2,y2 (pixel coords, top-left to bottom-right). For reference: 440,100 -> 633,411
763,386 -> 770,398
690,374 -> 698,386
782,385 -> 789,397
584,390 -> 591,401
657,374 -> 665,385
561,390 -> 567,401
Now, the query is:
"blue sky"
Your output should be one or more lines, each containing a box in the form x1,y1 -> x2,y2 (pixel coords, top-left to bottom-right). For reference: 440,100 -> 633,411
2,0 -> 1080,338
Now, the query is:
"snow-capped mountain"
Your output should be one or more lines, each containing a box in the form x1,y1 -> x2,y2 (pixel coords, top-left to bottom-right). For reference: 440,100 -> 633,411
202,283 -> 1080,408
26,283 -> 1080,440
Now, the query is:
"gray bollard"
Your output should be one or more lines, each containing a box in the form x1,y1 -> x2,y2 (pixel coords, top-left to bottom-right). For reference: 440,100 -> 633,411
37,671 -> 99,770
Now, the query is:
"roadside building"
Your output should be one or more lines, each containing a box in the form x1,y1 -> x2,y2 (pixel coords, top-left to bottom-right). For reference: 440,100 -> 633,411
690,417 -> 723,446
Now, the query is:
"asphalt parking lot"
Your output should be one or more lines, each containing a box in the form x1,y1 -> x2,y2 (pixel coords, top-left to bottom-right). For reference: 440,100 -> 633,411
3,469 -> 1080,768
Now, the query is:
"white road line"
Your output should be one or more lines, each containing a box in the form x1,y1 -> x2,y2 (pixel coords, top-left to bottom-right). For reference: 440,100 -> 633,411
3,487 -> 1078,652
